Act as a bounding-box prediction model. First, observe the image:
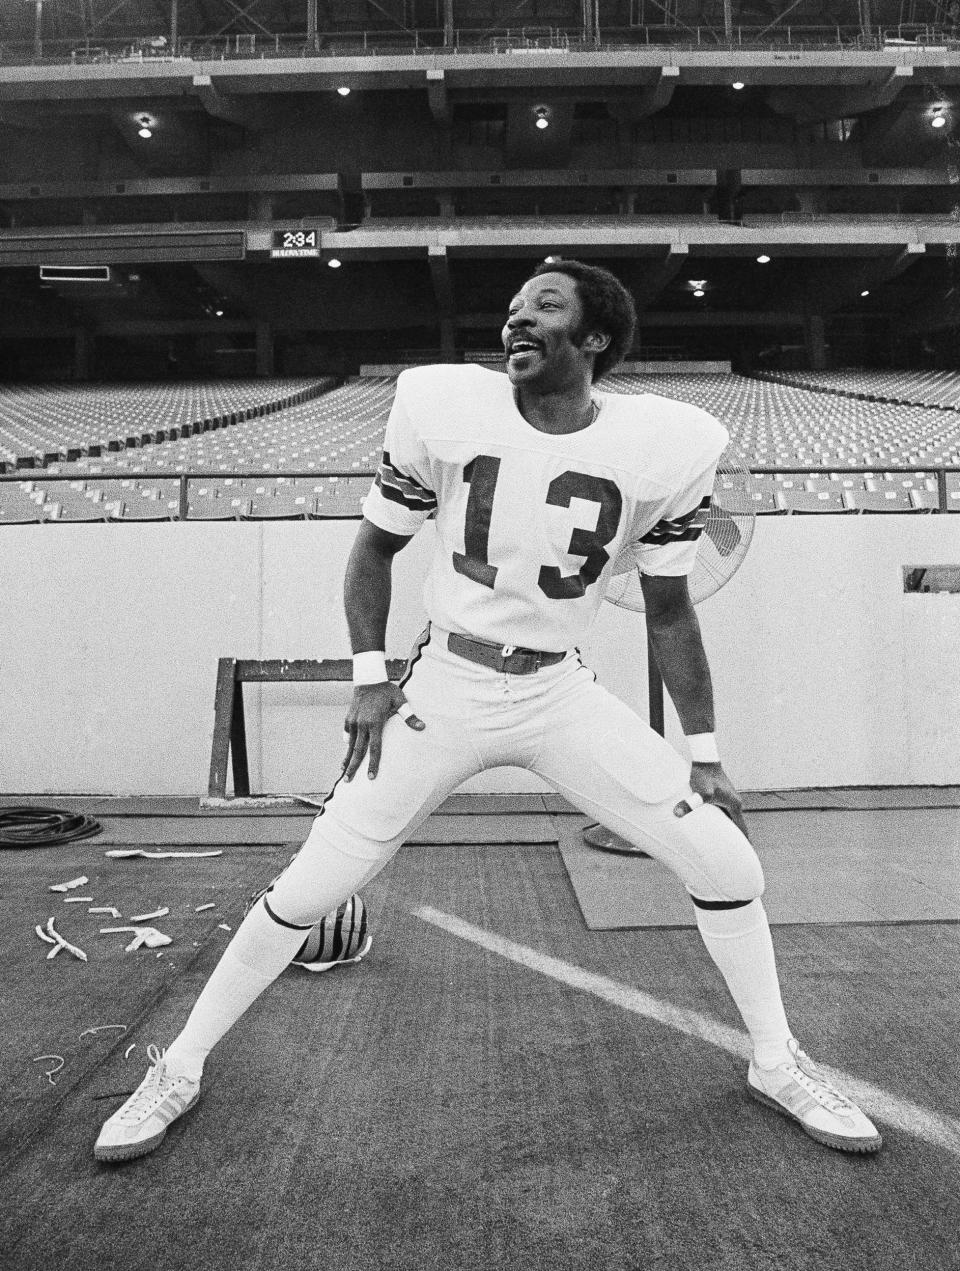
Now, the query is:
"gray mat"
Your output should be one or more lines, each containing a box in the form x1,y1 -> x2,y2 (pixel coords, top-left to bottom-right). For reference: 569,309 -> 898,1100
558,808 -> 960,929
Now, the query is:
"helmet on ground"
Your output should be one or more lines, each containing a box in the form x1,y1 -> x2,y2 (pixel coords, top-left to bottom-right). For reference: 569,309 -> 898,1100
245,879 -> 371,974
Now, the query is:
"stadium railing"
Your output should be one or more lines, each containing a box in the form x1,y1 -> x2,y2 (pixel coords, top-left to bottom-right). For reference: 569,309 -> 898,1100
1,465 -> 958,522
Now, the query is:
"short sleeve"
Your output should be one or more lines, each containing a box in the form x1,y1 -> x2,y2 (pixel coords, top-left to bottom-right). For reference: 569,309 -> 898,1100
362,372 -> 438,537
623,425 -> 727,578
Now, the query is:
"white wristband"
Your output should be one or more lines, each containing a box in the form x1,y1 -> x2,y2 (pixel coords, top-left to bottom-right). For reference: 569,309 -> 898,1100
687,732 -> 720,764
352,651 -> 388,685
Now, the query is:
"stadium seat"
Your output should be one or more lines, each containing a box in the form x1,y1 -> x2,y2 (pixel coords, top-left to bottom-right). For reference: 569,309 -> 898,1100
777,486 -> 855,513
0,372 -> 952,519
847,488 -> 919,513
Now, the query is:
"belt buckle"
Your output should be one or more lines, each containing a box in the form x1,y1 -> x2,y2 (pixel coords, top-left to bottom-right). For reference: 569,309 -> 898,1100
500,644 -> 540,675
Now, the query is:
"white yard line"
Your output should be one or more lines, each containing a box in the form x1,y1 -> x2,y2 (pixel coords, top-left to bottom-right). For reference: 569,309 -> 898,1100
414,904 -> 960,1159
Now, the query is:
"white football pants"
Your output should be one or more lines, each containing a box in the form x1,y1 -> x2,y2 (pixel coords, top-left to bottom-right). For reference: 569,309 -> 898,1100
268,624 -> 765,926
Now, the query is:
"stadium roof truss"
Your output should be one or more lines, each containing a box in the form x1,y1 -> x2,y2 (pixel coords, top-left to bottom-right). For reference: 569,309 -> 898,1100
1,6 -> 960,347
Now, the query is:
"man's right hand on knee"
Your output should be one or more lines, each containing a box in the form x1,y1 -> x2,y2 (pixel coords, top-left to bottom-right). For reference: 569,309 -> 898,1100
342,683 -> 424,780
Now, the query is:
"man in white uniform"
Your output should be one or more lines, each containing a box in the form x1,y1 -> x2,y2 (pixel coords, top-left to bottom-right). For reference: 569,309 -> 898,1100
95,260 -> 881,1161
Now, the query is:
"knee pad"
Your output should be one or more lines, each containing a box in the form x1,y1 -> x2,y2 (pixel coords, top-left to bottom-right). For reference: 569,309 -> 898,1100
671,798 -> 765,904
264,810 -> 402,929
616,793 -> 764,904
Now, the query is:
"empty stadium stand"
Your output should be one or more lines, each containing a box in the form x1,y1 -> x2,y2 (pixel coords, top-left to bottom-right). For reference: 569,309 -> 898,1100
757,369 -> 960,411
0,378 -> 335,472
1,371 -> 958,521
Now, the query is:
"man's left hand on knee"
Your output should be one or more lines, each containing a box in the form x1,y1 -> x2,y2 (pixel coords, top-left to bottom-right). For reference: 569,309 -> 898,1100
689,763 -> 750,840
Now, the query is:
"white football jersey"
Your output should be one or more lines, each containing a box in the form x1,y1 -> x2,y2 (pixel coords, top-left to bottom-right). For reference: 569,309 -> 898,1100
362,365 -> 728,651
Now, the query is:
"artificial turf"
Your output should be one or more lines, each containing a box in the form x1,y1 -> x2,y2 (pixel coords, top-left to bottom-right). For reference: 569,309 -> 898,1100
3,822 -> 960,1271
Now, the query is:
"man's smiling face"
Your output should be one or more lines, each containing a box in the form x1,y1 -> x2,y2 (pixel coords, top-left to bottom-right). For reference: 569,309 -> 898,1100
502,271 -> 594,389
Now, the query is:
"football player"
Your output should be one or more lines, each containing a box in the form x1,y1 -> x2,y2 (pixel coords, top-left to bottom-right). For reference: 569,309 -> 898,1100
95,260 -> 881,1162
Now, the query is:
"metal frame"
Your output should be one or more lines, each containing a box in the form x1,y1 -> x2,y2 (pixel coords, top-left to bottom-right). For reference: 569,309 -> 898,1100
207,655 -> 406,799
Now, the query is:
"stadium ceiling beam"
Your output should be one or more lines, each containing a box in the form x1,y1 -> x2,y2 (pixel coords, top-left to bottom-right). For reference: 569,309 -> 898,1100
778,243 -> 927,314
212,0 -> 277,38
630,243 -> 690,313
428,244 -> 456,360
608,65 -> 679,132
192,262 -> 252,316
191,74 -> 263,129
361,0 -> 418,35
427,69 -> 449,124
765,65 -> 914,124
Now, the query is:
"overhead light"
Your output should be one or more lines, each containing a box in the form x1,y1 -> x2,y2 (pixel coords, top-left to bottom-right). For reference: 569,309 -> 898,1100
138,125 -> 152,139
693,289 -> 705,298
544,255 -> 559,263
337,86 -> 351,97
533,105 -> 552,131
860,290 -> 870,297
732,81 -> 745,90
756,254 -> 771,264
136,113 -> 154,139
327,258 -> 342,269
931,109 -> 947,128
215,309 -> 224,317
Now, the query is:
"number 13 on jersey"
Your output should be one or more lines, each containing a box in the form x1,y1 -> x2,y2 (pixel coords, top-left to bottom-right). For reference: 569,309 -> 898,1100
452,454 -> 623,601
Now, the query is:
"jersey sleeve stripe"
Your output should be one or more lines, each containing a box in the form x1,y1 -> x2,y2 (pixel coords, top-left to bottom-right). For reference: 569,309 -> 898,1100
638,494 -> 711,545
375,452 -> 437,510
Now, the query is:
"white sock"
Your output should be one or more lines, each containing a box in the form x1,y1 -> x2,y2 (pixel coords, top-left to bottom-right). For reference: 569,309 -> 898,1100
163,898 -> 310,1082
163,826 -> 389,1083
693,898 -> 794,1069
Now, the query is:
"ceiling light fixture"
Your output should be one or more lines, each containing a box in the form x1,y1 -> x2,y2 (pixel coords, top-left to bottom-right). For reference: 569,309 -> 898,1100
337,86 -> 351,97
136,113 -> 153,139
931,109 -> 947,128
533,105 -> 552,131
732,81 -> 745,90
860,290 -> 870,297
327,258 -> 342,268
757,254 -> 771,264
693,288 -> 705,298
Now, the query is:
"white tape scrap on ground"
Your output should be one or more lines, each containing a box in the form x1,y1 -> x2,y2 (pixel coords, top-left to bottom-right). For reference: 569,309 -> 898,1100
194,903 -> 216,912
89,907 -> 122,918
130,907 -> 170,922
63,896 -> 94,904
42,917 -> 87,962
99,925 -> 172,951
79,1025 -> 128,1040
413,905 -> 960,1161
105,849 -> 223,860
49,876 -> 88,893
32,1055 -> 65,1086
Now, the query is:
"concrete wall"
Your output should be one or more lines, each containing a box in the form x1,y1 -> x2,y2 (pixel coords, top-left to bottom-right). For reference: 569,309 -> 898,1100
1,515 -> 958,797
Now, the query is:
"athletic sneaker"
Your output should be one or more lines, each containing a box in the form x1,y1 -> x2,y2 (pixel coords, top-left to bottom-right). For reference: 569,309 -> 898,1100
94,1045 -> 200,1162
748,1038 -> 882,1153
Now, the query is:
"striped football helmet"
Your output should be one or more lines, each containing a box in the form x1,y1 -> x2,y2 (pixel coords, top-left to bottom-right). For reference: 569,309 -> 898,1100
245,880 -> 372,974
